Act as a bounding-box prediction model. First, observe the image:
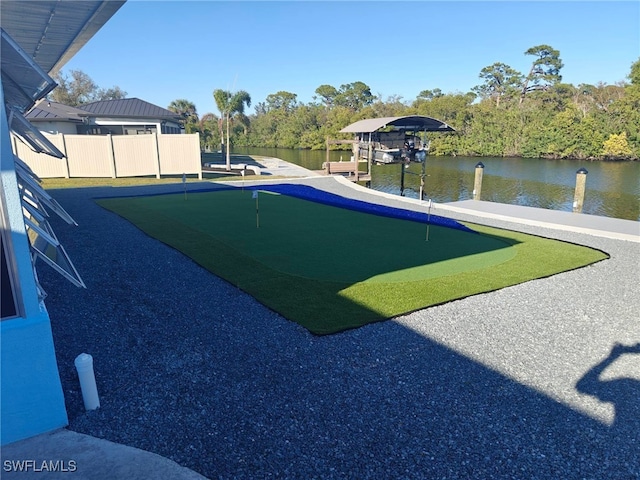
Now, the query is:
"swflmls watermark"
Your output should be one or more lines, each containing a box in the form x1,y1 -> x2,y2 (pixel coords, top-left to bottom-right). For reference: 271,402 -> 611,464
3,459 -> 77,473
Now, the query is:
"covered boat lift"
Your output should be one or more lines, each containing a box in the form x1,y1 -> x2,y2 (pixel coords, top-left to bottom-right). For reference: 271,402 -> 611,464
329,115 -> 455,198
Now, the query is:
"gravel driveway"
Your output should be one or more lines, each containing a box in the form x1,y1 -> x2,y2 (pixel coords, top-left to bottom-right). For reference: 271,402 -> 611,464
41,179 -> 639,480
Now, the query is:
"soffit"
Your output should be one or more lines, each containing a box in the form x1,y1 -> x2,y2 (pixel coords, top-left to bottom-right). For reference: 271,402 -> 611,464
0,0 -> 126,75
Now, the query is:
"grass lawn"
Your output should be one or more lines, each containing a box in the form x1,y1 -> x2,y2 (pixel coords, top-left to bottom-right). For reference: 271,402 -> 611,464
40,173 -> 286,190
97,189 -> 608,335
40,174 -> 239,190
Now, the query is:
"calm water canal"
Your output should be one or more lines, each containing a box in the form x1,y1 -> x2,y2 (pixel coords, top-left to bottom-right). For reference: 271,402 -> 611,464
235,147 -> 640,221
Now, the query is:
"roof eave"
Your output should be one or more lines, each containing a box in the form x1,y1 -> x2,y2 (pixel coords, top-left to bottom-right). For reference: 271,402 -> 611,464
51,1 -> 127,74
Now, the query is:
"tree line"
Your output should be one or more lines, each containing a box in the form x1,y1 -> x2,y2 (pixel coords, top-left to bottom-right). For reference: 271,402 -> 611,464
50,47 -> 640,160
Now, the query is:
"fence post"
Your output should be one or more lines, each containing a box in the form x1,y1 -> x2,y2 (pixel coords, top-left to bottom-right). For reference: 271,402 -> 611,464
107,134 -> 117,178
573,167 -> 588,213
473,162 -> 484,200
195,132 -> 202,179
60,133 -> 70,178
153,132 -> 161,179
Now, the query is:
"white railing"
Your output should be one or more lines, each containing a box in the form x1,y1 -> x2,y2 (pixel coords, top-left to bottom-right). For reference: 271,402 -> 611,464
11,132 -> 202,179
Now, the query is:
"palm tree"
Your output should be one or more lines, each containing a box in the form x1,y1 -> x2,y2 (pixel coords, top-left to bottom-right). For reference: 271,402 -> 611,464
213,89 -> 251,171
198,113 -> 218,151
168,99 -> 198,130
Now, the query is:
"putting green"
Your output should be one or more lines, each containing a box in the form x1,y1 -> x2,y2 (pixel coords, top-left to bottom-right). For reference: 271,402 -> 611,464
98,189 -> 608,335
112,190 -> 515,283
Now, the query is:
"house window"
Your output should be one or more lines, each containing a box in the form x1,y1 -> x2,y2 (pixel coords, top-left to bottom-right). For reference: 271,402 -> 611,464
76,125 -> 114,135
124,125 -> 156,135
13,157 -> 85,291
1,173 -> 22,320
10,108 -> 65,158
162,124 -> 179,134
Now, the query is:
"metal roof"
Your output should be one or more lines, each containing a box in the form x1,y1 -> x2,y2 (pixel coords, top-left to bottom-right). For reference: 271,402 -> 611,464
26,98 -> 182,122
340,115 -> 455,134
78,98 -> 182,120
0,0 -> 126,75
26,99 -> 89,122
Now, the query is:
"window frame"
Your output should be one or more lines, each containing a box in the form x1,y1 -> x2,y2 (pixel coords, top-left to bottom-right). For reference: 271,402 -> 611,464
0,194 -> 23,320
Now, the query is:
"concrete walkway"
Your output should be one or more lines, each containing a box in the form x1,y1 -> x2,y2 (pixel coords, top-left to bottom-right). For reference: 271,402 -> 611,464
439,199 -> 639,242
1,429 -> 207,479
204,155 -> 323,179
327,175 -> 640,243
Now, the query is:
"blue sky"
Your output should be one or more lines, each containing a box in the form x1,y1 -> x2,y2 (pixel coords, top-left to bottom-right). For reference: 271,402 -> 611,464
61,0 -> 640,116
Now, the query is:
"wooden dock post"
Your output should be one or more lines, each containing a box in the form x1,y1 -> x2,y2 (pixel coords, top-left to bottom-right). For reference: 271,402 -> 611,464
473,162 -> 484,200
326,137 -> 330,166
367,138 -> 373,187
420,158 -> 427,201
353,141 -> 360,182
573,167 -> 588,213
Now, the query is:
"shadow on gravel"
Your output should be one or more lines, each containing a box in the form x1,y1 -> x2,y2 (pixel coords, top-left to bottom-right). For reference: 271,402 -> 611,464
576,343 -> 640,435
41,186 -> 638,480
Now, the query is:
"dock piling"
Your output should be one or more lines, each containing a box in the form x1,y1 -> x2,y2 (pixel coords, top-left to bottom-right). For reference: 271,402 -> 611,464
573,167 -> 588,213
473,162 -> 484,200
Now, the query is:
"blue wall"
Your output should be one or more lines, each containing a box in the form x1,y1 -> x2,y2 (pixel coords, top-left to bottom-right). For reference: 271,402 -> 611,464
1,314 -> 69,445
1,90 -> 68,445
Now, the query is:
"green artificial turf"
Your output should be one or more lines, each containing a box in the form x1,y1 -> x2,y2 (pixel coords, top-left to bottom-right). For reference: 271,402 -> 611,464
97,189 -> 608,335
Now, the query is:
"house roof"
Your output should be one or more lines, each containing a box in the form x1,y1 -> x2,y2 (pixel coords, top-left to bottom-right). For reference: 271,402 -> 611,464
78,98 -> 182,120
26,98 -> 182,123
340,116 -> 455,134
26,99 -> 89,122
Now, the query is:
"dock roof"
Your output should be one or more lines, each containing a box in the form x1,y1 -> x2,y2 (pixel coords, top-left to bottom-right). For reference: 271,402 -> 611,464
340,115 -> 455,134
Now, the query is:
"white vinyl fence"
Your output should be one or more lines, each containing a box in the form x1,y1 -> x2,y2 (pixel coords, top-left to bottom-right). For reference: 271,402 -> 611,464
11,132 -> 202,179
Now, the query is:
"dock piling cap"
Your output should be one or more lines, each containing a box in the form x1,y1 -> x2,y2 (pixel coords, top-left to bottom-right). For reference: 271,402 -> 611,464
475,162 -> 485,169
577,167 -> 588,175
